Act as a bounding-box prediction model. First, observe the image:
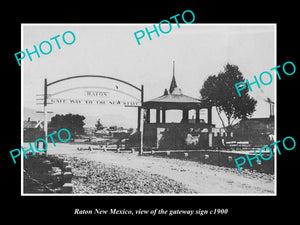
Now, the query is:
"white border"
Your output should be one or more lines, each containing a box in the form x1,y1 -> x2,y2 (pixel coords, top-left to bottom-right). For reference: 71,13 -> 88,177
20,23 -> 277,196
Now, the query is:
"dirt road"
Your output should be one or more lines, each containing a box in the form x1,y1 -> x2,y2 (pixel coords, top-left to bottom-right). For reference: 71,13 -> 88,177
48,143 -> 275,194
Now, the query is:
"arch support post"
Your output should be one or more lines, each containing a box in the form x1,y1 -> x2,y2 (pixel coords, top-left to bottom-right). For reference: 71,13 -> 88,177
139,85 -> 144,156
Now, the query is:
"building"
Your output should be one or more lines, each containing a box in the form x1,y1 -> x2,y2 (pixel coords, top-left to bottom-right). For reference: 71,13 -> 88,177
232,115 -> 274,146
24,117 -> 44,142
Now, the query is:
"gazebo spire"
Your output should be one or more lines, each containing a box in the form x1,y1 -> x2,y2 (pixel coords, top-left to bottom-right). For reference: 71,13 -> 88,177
169,61 -> 178,94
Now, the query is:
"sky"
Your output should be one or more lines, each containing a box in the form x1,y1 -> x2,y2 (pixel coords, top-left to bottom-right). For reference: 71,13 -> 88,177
22,24 -> 276,128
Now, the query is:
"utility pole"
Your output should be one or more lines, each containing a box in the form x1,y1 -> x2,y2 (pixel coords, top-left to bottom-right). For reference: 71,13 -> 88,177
140,85 -> 144,156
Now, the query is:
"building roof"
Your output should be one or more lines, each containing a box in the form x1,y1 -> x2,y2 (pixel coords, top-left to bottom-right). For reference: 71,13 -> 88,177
24,120 -> 43,129
95,129 -> 109,134
24,121 -> 37,129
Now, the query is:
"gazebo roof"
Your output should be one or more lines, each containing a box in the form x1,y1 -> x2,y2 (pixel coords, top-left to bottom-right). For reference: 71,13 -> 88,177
147,91 -> 201,104
143,72 -> 203,109
144,91 -> 202,109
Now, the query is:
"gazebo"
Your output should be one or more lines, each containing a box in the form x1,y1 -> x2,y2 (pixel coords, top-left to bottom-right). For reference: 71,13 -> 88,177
142,68 -> 214,149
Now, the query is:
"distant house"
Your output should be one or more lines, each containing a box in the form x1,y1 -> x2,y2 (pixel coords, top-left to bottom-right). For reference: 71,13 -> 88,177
83,127 -> 96,136
111,129 -> 130,138
24,117 -> 44,142
109,125 -> 118,131
95,129 -> 110,137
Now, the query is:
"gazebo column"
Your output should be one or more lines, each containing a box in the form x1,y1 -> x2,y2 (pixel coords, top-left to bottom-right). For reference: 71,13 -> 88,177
182,109 -> 189,123
145,108 -> 150,123
195,108 -> 200,123
156,108 -> 161,123
207,106 -> 213,147
208,106 -> 212,124
162,109 -> 166,123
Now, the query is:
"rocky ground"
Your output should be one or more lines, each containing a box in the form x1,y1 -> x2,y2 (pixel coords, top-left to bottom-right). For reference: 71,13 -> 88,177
67,156 -> 195,194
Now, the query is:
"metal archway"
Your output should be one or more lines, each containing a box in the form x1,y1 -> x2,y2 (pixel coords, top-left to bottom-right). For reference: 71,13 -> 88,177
42,75 -> 144,156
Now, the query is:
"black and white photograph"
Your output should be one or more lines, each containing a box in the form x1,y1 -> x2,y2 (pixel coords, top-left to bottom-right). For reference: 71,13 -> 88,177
21,24 -> 276,195
4,4 -> 298,220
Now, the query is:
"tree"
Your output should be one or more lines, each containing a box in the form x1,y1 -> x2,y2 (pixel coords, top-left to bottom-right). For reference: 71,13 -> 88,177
95,119 -> 103,131
49,113 -> 85,138
200,63 -> 257,135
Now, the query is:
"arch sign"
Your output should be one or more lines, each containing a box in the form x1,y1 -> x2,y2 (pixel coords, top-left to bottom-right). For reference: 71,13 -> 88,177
49,89 -> 141,107
38,75 -> 145,155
